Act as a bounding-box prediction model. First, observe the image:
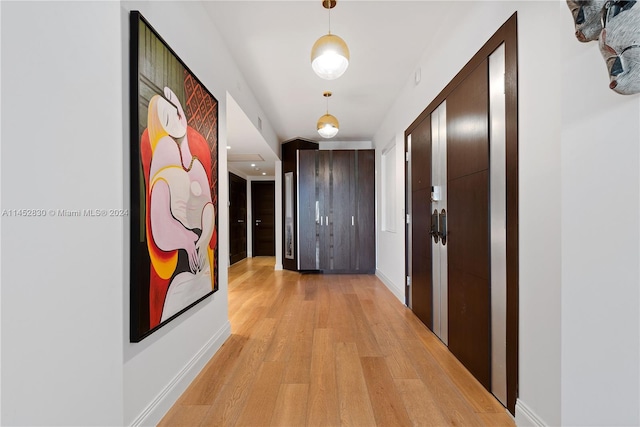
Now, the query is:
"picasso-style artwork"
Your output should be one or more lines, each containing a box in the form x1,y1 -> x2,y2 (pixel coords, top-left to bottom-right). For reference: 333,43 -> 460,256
567,1 -> 640,95
130,11 -> 218,342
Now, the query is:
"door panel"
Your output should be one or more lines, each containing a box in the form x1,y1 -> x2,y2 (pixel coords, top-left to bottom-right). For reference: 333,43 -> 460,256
298,150 -> 317,269
411,117 -> 432,192
356,150 -> 376,272
229,173 -> 247,265
411,187 -> 432,328
447,267 -> 490,387
331,151 -> 354,270
448,171 -> 490,280
447,59 -> 490,389
252,181 -> 275,256
447,62 -> 490,181
318,151 -> 331,269
409,115 -> 433,328
431,102 -> 448,344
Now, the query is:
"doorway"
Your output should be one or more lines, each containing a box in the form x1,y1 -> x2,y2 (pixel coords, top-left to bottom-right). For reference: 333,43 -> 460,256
252,181 -> 275,256
405,14 -> 518,413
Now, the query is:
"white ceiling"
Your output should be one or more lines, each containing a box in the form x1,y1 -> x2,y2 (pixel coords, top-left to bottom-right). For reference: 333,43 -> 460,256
209,1 -> 466,177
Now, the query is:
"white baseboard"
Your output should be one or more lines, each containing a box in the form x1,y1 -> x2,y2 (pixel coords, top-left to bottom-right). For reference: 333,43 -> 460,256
515,399 -> 548,427
375,269 -> 405,303
130,321 -> 232,427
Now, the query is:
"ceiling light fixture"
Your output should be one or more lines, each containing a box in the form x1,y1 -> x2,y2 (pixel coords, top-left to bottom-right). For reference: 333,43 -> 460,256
317,91 -> 339,139
310,0 -> 350,80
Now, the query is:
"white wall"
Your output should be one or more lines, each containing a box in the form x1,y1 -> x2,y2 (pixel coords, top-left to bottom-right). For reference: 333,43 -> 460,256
560,9 -> 640,425
374,1 -> 639,426
1,1 -> 280,425
1,2 -> 125,425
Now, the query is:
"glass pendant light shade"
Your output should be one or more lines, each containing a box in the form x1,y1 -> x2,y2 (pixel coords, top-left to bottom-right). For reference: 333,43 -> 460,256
317,113 -> 339,138
311,33 -> 350,80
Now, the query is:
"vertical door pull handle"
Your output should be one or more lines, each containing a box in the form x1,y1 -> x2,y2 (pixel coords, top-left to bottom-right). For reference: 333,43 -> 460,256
438,209 -> 447,245
352,216 -> 355,226
326,216 -> 329,226
430,209 -> 439,244
315,201 -> 319,223
320,216 -> 323,226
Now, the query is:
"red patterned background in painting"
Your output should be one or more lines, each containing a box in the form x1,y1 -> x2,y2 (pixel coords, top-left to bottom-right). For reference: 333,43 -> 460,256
183,70 -> 218,288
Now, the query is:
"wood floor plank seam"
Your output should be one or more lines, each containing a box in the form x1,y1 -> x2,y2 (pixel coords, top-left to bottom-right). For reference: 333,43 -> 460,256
159,257 -> 513,427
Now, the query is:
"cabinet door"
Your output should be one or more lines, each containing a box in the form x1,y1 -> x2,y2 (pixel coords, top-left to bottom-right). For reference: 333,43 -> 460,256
298,150 -> 318,269
355,150 -> 376,272
318,151 -> 331,270
330,150 -> 355,271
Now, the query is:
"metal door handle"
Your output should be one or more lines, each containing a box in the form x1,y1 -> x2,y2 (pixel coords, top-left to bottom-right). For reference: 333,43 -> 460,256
352,216 -> 354,226
430,209 -> 439,244
238,220 -> 244,223
438,209 -> 447,245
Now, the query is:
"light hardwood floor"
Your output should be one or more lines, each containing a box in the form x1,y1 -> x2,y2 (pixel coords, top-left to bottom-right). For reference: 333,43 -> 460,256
159,256 -> 515,426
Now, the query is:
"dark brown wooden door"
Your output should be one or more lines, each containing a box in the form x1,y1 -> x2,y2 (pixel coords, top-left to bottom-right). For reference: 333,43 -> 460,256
318,151 -> 331,269
252,181 -> 275,256
330,150 -> 354,271
447,59 -> 491,388
229,173 -> 247,265
410,116 -> 433,329
298,150 -> 318,269
355,150 -> 376,272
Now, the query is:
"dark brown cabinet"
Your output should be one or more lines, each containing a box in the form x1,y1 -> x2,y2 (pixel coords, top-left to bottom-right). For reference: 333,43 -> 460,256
297,149 -> 375,273
281,139 -> 319,271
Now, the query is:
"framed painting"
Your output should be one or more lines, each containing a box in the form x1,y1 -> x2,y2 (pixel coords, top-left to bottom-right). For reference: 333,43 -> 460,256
129,11 -> 218,342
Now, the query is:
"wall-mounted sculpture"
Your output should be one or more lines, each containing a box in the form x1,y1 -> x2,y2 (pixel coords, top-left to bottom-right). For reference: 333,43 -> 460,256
567,0 -> 640,95
567,0 -> 607,42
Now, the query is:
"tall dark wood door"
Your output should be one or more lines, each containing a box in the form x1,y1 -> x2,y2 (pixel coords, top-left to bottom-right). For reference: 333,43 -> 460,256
447,59 -> 491,388
330,150 -> 354,271
252,181 -> 275,256
355,150 -> 376,272
229,173 -> 247,265
410,116 -> 433,329
298,150 -> 317,269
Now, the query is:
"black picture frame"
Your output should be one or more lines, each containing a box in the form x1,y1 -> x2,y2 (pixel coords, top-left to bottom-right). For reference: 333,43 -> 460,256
129,11 -> 219,342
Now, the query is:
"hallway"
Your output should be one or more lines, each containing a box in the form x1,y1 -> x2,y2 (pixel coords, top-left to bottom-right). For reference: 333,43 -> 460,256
160,257 -> 514,426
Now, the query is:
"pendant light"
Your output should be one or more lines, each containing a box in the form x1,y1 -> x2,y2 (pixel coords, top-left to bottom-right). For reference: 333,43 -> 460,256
311,0 -> 350,80
317,91 -> 339,138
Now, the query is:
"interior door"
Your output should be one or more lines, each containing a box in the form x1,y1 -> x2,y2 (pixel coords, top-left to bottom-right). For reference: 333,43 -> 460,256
408,116 -> 433,329
252,181 -> 275,256
229,173 -> 247,264
404,16 -> 517,412
447,59 -> 491,388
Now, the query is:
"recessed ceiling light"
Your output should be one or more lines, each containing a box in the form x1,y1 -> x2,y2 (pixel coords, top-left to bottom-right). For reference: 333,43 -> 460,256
262,172 -> 266,176
251,163 -> 256,167
226,146 -> 231,150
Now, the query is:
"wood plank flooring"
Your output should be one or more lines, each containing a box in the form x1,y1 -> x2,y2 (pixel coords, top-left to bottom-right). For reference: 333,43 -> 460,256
159,257 -> 514,426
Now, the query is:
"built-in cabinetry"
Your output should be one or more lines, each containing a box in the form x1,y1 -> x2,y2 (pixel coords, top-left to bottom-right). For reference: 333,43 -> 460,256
282,139 -> 319,271
297,149 -> 375,273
